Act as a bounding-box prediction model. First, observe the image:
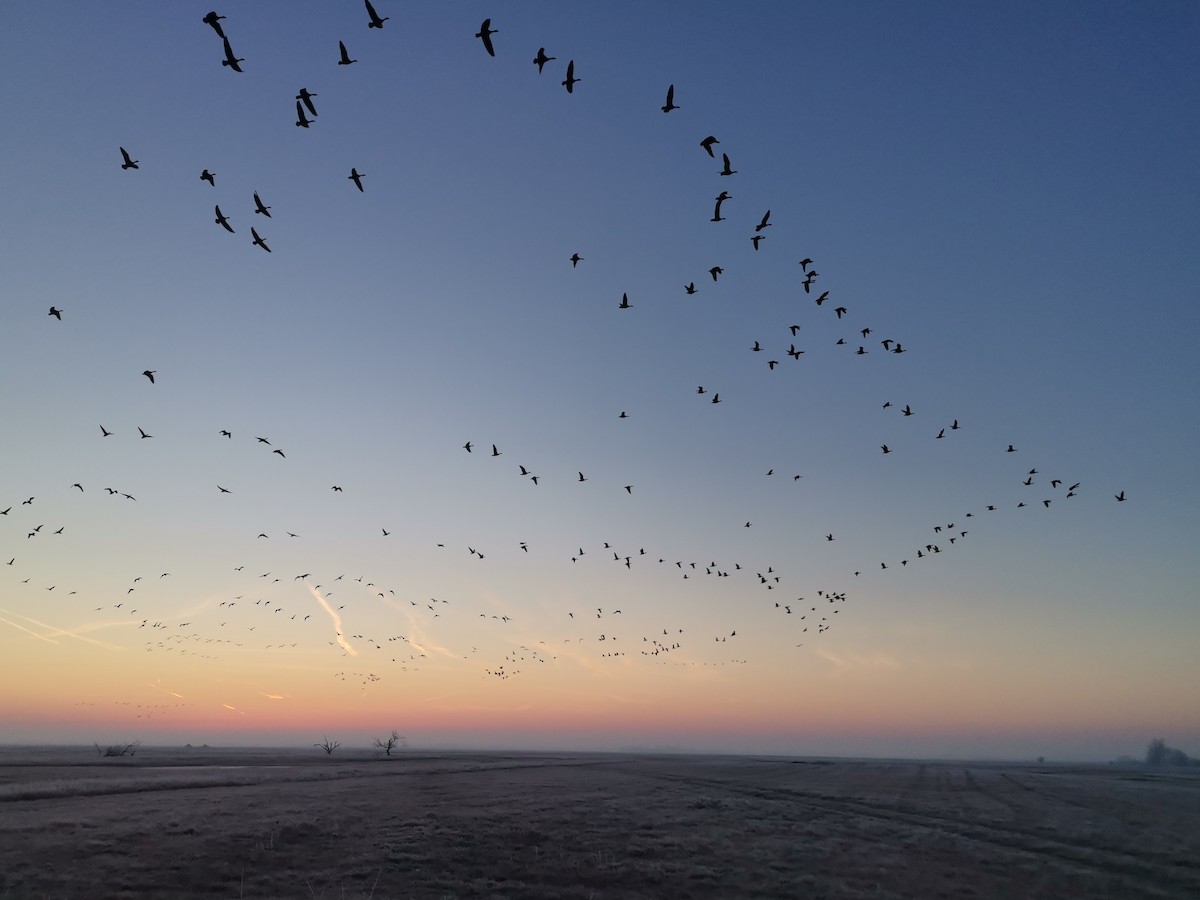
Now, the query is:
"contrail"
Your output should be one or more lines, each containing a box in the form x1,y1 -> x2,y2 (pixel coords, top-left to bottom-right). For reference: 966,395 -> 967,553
0,609 -> 123,649
307,584 -> 356,656
0,615 -> 59,644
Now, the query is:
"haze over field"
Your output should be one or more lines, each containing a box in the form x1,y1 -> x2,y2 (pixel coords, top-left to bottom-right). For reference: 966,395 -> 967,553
2,2 -> 1198,760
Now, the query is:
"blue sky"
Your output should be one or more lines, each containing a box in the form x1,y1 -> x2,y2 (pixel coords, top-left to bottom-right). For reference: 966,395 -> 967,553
1,1 -> 1198,760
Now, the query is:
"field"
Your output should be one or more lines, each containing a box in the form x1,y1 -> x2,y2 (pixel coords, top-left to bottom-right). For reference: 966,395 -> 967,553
1,747 -> 1198,899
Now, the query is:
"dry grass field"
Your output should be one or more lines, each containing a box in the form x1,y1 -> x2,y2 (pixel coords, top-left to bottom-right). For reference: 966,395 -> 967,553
1,746 -> 1198,899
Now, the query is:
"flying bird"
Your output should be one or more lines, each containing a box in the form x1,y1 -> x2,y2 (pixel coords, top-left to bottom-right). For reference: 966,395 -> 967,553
1115,490 -> 1126,501
214,205 -> 234,232
619,292 -> 631,309
202,11 -> 226,39
338,41 -> 357,65
138,427 -> 152,439
709,266 -> 723,281
661,84 -> 678,113
142,370 -> 156,383
100,425 -> 112,437
296,88 -> 318,117
570,253 -> 583,267
719,153 -> 736,176
700,135 -> 719,157
48,306 -> 62,320
684,282 -> 697,294
533,48 -> 555,72
349,168 -> 365,191
475,19 -> 497,56
250,227 -> 270,252
365,0 -> 388,29
119,147 -> 139,170
253,191 -> 272,217
295,100 -> 312,128
221,36 -> 244,72
562,60 -> 579,93
200,169 -> 215,186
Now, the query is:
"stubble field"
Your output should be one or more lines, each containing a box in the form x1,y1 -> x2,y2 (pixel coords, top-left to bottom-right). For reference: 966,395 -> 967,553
1,747 -> 1197,899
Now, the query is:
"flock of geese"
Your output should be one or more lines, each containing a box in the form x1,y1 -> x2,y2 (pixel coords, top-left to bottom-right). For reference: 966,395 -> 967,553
6,5 -> 1128,719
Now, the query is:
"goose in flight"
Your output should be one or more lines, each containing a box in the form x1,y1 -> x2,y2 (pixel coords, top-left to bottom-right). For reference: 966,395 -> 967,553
119,147 -> 139,170
214,205 -> 234,232
719,153 -> 736,176
570,252 -> 583,267
49,306 -> 63,320
709,266 -> 723,281
142,370 -> 156,383
476,19 -> 497,56
138,427 -> 153,439
221,36 -> 244,72
685,282 -> 697,294
533,47 -> 555,72
200,169 -> 215,186
661,84 -> 678,113
251,227 -> 270,252
338,41 -> 357,65
1115,490 -> 1126,501
349,168 -> 365,191
253,191 -> 271,217
619,292 -> 631,309
100,425 -> 112,437
365,0 -> 388,29
562,60 -> 579,93
202,11 -> 226,39
295,100 -> 312,128
296,88 -> 318,117
700,135 -> 719,157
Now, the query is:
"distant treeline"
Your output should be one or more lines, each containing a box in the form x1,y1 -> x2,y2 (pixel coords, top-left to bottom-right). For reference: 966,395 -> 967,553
1141,739 -> 1197,767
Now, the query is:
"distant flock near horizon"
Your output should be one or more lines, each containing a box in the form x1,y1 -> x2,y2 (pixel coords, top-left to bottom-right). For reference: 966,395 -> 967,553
8,4 -> 1127,706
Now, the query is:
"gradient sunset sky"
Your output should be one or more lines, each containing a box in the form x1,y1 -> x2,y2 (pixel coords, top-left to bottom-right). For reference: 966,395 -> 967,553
2,1 -> 1197,761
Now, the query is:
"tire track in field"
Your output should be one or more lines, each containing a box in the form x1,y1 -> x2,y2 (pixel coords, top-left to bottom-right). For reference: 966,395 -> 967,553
607,762 -> 1200,897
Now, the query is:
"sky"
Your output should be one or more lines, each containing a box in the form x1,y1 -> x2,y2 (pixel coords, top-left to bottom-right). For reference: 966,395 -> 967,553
1,1 -> 1198,762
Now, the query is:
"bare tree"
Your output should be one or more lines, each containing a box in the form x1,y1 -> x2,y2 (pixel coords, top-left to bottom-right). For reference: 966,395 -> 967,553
372,729 -> 405,756
314,734 -> 341,755
94,740 -> 141,757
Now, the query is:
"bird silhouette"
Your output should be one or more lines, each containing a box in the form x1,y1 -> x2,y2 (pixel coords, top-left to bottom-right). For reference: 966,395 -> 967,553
200,169 -> 215,186
533,48 -> 555,72
365,0 -> 388,29
662,84 -> 678,113
100,425 -> 112,437
685,282 -> 697,294
337,40 -> 358,66
214,205 -> 234,232
253,192 -> 272,217
349,168 -> 366,191
1115,490 -> 1126,501
296,88 -> 318,117
138,427 -> 152,439
295,100 -> 312,128
142,370 -> 156,384
719,153 -> 736,176
570,253 -> 583,267
562,60 -> 579,93
700,135 -> 719,157
250,227 -> 270,252
709,266 -> 723,281
119,147 -> 139,170
221,36 -> 244,72
619,292 -> 632,309
202,11 -> 226,39
48,306 -> 62,320
475,19 -> 497,56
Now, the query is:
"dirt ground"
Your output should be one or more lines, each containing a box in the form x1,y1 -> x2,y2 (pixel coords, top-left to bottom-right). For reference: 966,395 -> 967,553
1,747 -> 1197,899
